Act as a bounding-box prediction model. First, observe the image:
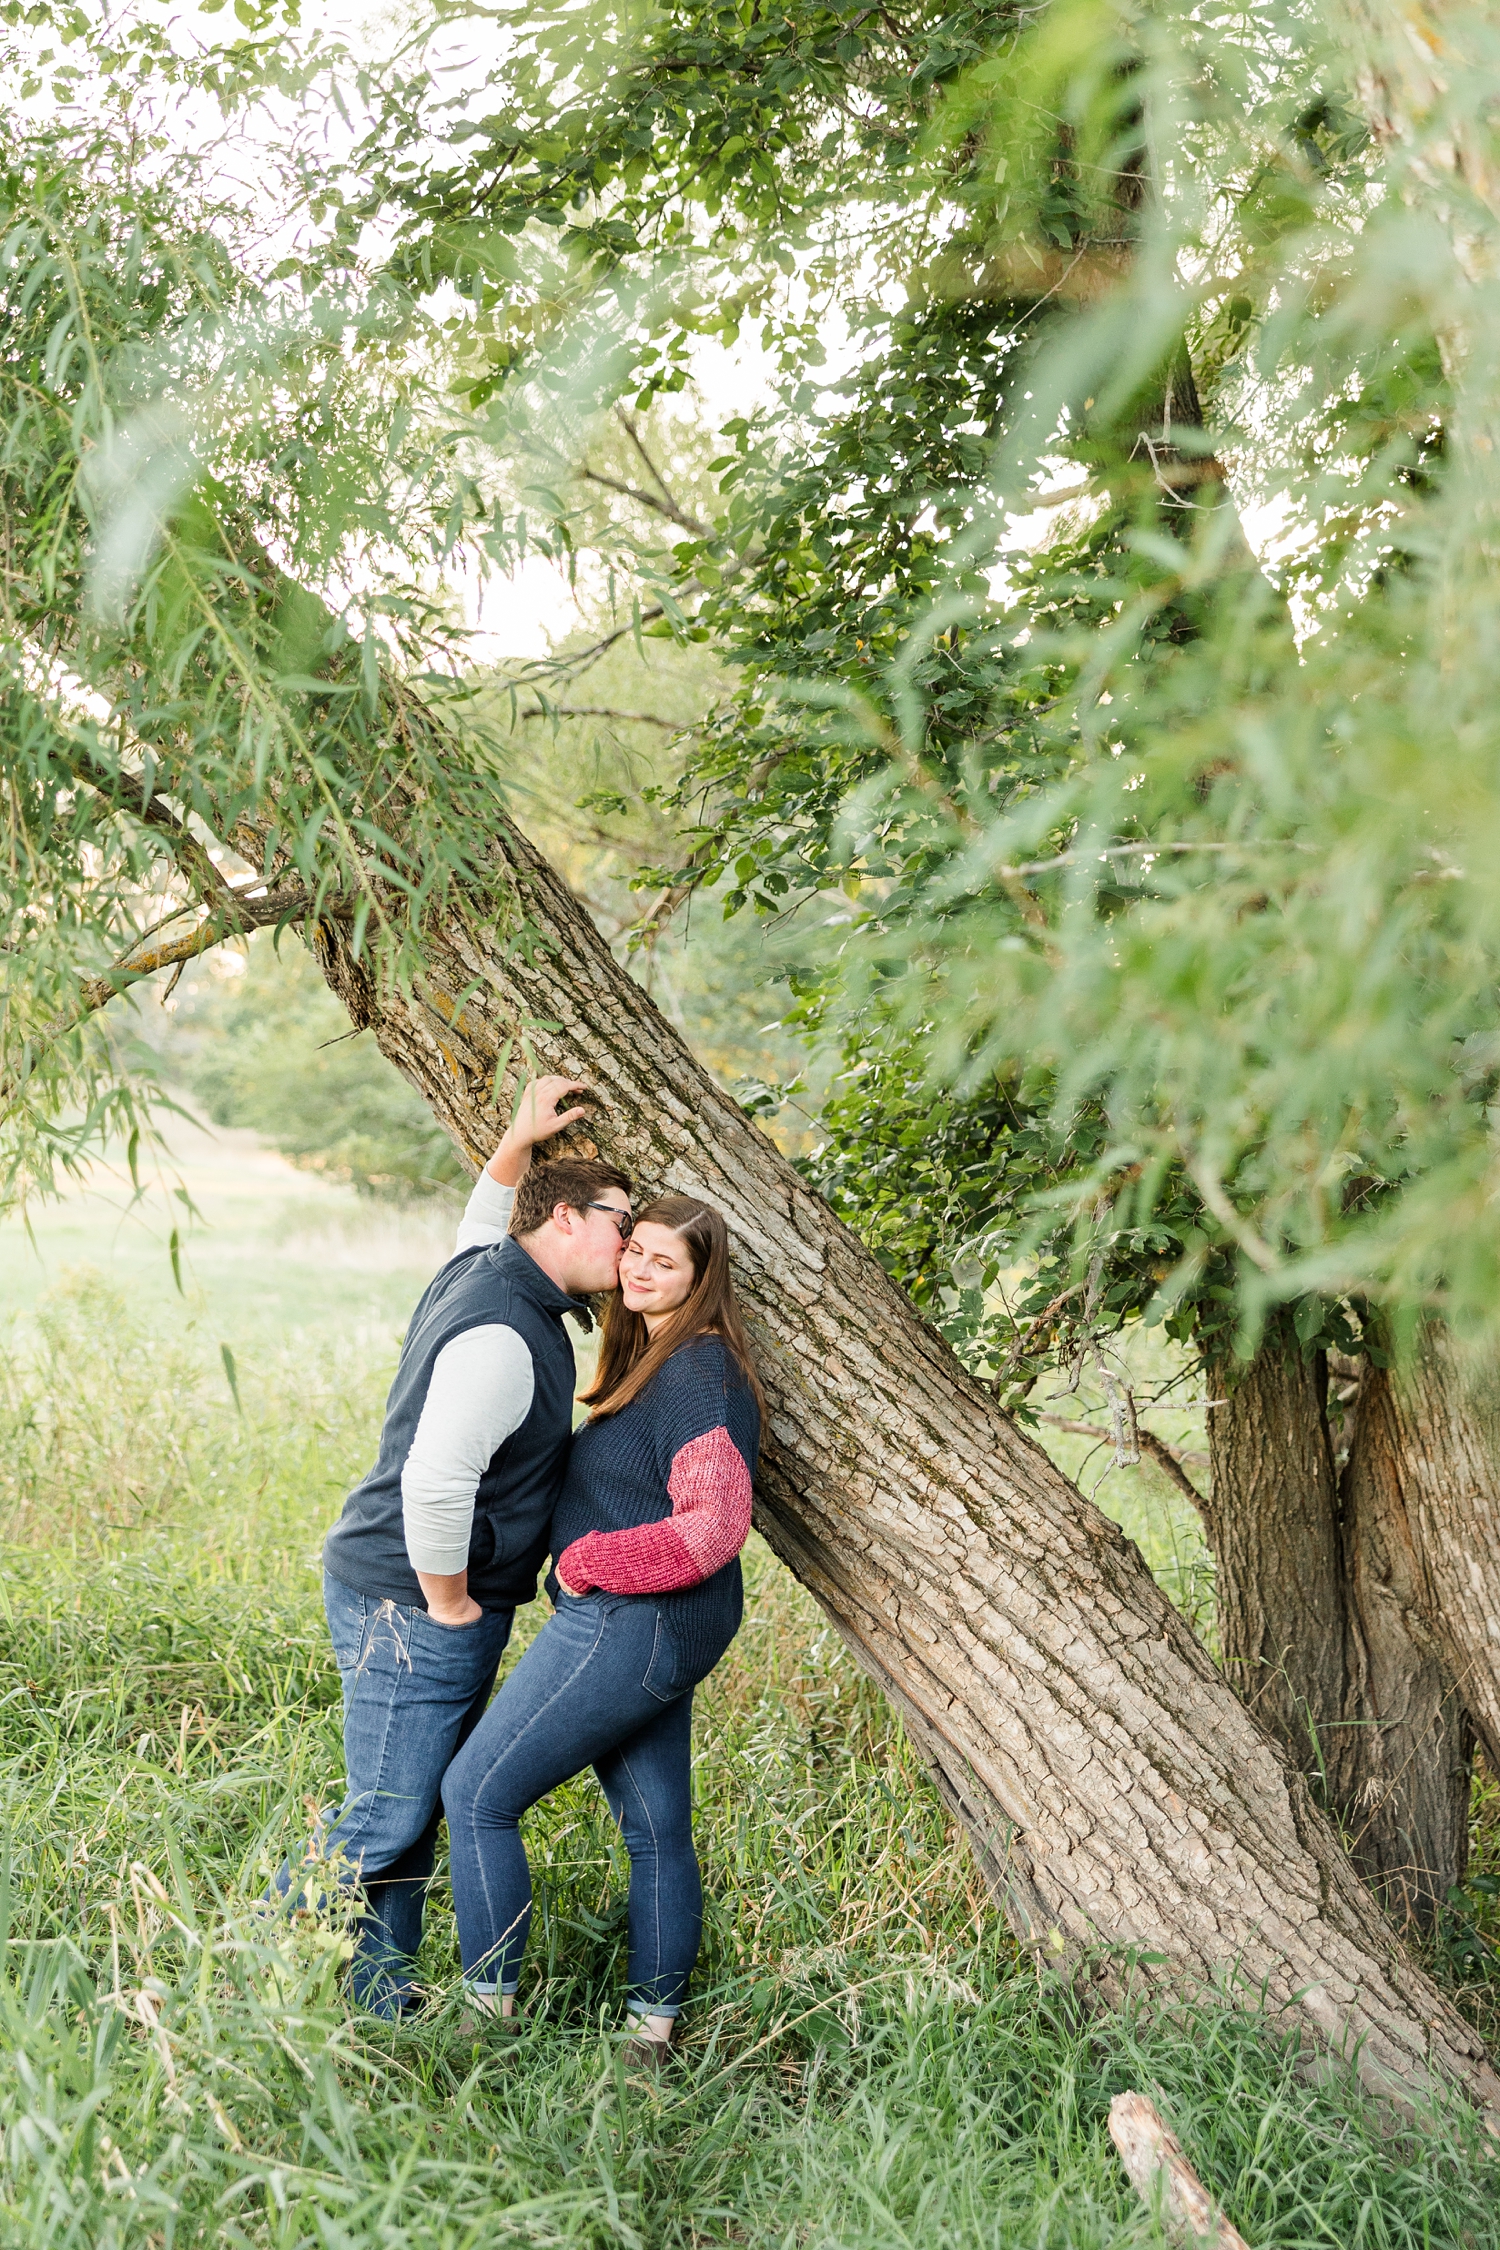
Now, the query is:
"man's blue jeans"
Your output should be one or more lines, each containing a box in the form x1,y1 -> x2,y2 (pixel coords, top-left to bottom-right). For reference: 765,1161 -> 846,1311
278,1572 -> 513,2016
441,1592 -> 702,2019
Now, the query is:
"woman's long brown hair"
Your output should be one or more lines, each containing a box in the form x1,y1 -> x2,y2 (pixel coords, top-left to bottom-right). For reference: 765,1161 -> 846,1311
580,1195 -> 765,1421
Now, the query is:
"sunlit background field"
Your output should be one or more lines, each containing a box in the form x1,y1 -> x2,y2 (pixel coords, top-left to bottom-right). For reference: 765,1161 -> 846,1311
2,1079 -> 1498,2248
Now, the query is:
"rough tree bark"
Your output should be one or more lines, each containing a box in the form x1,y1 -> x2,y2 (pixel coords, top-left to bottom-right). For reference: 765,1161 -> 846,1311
1207,1316 -> 1348,1762
1355,1327 -> 1500,1780
1208,1325 -> 1473,1927
303,819 -> 1499,2118
1339,1357 -> 1474,1921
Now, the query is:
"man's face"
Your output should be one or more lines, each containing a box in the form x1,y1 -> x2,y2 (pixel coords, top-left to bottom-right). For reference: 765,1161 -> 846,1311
554,1194 -> 633,1295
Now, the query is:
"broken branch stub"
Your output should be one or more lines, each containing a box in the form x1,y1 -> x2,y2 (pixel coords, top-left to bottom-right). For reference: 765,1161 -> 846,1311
1108,2092 -> 1251,2250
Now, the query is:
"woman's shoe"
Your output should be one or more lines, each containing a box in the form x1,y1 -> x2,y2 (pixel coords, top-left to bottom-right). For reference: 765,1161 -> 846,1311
622,2034 -> 671,2073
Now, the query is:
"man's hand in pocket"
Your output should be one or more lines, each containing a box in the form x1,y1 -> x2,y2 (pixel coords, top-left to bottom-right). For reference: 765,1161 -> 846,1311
417,1570 -> 482,1627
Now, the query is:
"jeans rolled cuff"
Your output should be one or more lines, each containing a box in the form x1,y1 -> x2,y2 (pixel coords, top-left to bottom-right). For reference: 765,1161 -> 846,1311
462,1978 -> 521,1999
627,1995 -> 682,2019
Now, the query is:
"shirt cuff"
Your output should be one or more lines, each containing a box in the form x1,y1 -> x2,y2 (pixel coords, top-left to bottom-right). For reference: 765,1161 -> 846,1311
403,1524 -> 474,1575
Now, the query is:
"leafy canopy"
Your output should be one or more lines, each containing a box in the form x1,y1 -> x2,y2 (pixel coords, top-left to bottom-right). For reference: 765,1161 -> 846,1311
4,0 -> 1500,1378
379,0 -> 1497,1365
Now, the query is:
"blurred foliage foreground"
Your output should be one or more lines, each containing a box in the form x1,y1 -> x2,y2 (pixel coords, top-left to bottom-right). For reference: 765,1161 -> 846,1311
0,1272 -> 1496,2249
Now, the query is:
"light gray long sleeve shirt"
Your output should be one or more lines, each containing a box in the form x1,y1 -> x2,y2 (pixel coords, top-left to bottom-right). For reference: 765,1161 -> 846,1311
400,1172 -> 538,1576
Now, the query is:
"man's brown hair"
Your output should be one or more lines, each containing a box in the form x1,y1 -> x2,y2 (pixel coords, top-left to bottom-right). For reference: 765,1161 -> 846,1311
510,1157 -> 632,1239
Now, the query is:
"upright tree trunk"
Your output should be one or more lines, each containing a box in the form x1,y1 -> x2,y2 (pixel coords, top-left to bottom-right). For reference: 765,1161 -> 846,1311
1208,1326 -> 1473,1926
1357,1325 -> 1500,1779
1338,1358 -> 1473,1922
1163,320 -> 1472,1922
307,821 -> 1499,2117
1327,0 -> 1500,1900
1207,1317 -> 1347,1760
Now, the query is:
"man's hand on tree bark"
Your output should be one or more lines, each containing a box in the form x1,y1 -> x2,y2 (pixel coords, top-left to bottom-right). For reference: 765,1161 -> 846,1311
486,1076 -> 592,1187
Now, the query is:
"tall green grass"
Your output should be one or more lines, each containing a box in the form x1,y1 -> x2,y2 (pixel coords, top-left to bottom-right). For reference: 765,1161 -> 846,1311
1,1273 -> 1497,2247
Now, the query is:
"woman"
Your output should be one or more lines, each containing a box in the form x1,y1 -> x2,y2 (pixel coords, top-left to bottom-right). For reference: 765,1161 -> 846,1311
441,1194 -> 763,2061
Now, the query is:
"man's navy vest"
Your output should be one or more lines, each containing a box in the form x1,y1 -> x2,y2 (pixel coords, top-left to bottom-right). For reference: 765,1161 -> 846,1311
323,1237 -> 586,1612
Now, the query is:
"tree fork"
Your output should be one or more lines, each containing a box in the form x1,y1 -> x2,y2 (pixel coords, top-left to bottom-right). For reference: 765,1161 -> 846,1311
306,819 -> 1496,2118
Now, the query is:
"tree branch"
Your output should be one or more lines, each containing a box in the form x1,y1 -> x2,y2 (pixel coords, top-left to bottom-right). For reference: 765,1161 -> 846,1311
74,907 -> 254,1016
1134,1425 -> 1210,1506
625,834 -> 725,947
53,730 -> 295,921
516,703 -> 681,729
3,731 -> 316,1118
1,891 -> 305,1122
506,604 -> 669,685
1038,1413 -> 1208,1508
614,407 -> 711,534
581,464 -> 709,536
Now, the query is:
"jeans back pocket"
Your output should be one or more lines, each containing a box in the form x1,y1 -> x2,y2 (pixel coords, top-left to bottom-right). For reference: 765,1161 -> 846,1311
641,1609 -> 686,1703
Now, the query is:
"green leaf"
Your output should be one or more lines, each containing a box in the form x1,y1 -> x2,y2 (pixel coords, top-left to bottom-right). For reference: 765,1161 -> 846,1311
220,1343 -> 243,1415
492,1035 -> 516,1106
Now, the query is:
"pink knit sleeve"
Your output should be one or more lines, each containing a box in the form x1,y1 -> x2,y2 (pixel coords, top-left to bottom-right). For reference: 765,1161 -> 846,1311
557,1427 -> 753,1596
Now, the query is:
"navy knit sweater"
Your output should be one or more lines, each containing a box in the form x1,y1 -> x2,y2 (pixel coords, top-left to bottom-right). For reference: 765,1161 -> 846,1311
549,1335 -> 761,1681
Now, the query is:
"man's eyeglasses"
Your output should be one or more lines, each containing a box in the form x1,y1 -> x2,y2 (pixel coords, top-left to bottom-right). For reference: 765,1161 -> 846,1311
585,1202 -> 634,1241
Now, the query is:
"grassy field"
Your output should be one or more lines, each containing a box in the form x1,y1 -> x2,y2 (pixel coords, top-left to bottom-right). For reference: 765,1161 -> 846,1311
1,1138 -> 1498,2247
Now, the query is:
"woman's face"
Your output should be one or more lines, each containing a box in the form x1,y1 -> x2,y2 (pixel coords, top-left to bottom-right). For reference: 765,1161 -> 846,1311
618,1221 -> 696,1322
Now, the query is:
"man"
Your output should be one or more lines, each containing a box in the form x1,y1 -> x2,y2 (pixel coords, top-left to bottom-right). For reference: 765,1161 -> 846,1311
292,1076 -> 633,2015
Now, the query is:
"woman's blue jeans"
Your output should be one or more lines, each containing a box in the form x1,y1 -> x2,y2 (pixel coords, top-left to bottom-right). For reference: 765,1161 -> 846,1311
441,1593 -> 701,2018
275,1573 -> 513,2017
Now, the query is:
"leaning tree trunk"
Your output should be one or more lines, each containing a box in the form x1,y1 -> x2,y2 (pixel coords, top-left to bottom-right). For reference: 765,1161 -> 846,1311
1207,1324 -> 1473,1926
306,824 -> 1499,2118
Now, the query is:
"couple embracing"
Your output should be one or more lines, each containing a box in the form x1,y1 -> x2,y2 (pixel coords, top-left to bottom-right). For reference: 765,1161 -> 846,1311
296,1076 -> 763,2063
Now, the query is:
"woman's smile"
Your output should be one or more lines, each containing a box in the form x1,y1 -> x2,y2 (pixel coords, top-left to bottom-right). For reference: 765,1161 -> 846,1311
618,1221 -> 697,1325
